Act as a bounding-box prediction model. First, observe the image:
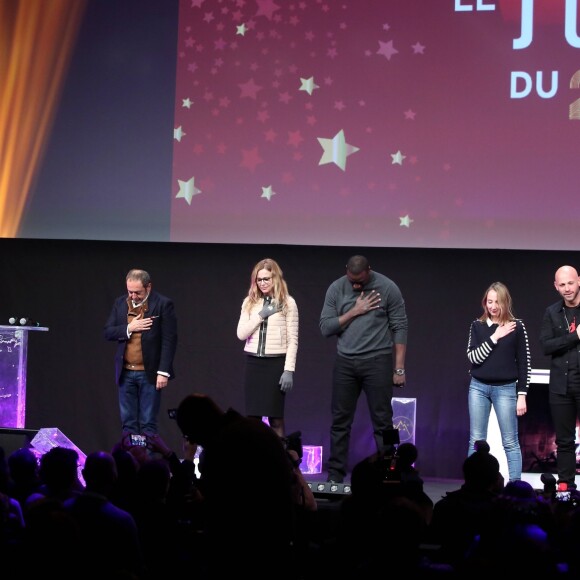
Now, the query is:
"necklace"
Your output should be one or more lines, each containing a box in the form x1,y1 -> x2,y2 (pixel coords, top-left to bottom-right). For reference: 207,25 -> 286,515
563,306 -> 579,333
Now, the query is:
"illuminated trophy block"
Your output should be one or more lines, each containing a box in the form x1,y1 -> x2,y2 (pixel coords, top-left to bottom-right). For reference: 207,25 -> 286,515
0,325 -> 49,428
392,397 -> 416,444
30,427 -> 87,484
299,445 -> 323,475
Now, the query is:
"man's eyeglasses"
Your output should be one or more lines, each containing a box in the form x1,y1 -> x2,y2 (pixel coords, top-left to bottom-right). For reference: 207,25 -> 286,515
256,277 -> 271,283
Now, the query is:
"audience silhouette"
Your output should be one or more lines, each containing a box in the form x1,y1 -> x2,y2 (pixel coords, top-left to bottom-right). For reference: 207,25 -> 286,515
0,446 -> 26,557
63,450 -> 145,578
25,446 -> 83,506
174,393 -> 298,578
18,496 -> 81,578
109,446 -> 141,515
462,478 -> 561,576
132,457 -> 183,576
427,440 -> 504,569
6,447 -> 41,506
6,429 -> 580,578
315,442 -> 433,577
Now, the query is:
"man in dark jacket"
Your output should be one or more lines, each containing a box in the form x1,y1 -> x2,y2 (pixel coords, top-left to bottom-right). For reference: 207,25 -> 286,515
540,265 -> 580,490
104,268 -> 177,438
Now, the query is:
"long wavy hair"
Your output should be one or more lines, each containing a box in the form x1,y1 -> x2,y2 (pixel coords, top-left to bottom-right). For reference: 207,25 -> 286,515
243,258 -> 290,314
478,281 -> 515,324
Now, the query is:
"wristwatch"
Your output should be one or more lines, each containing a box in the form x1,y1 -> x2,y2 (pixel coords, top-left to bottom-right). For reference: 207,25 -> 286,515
394,368 -> 405,376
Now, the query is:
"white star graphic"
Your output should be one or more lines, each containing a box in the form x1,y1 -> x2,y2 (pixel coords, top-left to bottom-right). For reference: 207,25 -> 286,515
377,40 -> 398,60
318,129 -> 360,171
391,150 -> 406,165
299,76 -> 319,96
182,98 -> 193,109
411,42 -> 426,54
174,126 -> 186,142
261,185 -> 276,201
176,177 -> 201,205
236,23 -> 247,36
399,215 -> 413,228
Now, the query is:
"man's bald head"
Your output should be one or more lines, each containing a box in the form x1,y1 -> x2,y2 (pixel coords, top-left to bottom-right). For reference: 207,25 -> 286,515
554,265 -> 580,307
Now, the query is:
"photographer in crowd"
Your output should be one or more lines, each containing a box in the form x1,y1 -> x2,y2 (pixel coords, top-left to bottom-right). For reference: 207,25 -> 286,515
173,393 -> 299,578
318,435 -> 431,577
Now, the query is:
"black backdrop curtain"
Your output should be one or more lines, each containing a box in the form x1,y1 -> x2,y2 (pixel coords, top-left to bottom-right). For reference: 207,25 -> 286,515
0,238 -> 573,478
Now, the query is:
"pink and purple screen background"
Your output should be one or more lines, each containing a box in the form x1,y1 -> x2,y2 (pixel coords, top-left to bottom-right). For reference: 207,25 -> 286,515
171,0 -> 580,250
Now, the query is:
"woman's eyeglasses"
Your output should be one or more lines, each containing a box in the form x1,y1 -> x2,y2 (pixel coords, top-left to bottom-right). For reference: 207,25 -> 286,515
256,277 -> 271,283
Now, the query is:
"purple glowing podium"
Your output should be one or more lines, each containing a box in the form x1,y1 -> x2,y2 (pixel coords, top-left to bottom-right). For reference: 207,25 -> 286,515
0,324 -> 49,428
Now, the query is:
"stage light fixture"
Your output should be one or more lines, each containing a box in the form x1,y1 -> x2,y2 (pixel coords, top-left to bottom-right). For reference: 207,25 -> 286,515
308,481 -> 352,499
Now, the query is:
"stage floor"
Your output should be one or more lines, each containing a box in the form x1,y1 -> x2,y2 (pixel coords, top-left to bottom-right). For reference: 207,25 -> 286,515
305,472 -> 546,505
422,473 -> 545,504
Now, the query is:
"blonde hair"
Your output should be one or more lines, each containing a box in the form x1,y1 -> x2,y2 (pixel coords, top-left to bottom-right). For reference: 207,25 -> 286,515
244,258 -> 290,314
478,281 -> 515,324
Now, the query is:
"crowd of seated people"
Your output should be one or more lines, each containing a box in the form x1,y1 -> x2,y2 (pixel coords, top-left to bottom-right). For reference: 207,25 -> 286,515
3,400 -> 580,578
0,393 -> 318,578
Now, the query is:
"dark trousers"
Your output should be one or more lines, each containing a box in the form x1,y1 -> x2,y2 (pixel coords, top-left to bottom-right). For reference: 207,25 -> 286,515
327,353 -> 393,481
549,382 -> 580,487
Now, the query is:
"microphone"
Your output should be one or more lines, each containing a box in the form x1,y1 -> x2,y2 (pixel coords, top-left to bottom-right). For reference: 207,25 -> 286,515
132,291 -> 150,308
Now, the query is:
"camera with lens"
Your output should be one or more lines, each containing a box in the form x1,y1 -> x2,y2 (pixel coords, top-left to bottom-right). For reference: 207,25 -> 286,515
380,427 -> 401,482
542,474 -> 579,507
281,431 -> 303,467
554,482 -> 578,506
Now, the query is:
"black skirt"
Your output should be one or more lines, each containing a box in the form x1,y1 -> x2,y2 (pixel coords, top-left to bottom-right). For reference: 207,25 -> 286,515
244,355 -> 286,417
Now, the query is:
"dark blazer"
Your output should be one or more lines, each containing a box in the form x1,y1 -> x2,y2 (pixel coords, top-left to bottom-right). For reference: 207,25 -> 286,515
539,299 -> 580,395
104,290 -> 177,385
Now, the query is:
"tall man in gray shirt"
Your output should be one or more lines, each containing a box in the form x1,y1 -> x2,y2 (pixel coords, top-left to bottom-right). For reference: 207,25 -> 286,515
320,255 -> 408,483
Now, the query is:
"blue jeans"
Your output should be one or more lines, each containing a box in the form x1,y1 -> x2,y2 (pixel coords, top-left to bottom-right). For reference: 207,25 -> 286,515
119,369 -> 161,435
467,377 -> 522,481
327,354 -> 393,481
